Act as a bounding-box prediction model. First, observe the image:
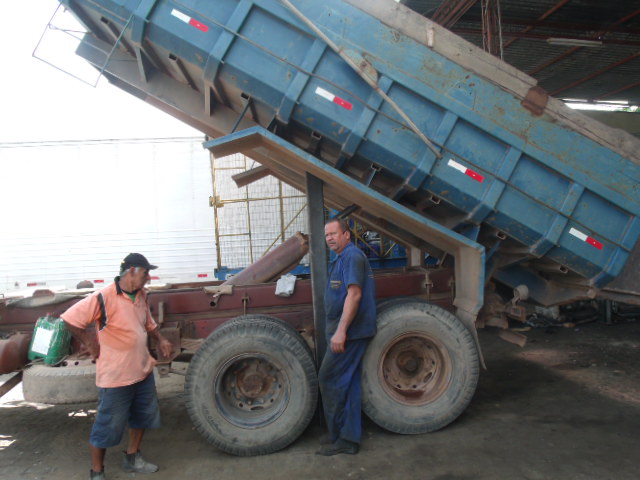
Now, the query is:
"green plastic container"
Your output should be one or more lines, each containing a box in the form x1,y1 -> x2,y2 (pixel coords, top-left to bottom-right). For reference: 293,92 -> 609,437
28,316 -> 72,365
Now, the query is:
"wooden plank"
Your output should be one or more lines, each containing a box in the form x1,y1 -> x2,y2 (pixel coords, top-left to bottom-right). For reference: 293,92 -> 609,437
345,0 -> 640,165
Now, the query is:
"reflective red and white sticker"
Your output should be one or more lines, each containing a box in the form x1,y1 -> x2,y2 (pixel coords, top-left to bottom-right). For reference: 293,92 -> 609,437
171,9 -> 209,32
315,87 -> 353,110
447,159 -> 484,183
569,227 -> 603,250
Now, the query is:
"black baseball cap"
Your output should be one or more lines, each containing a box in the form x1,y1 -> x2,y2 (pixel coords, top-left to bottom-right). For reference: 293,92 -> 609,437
120,253 -> 158,271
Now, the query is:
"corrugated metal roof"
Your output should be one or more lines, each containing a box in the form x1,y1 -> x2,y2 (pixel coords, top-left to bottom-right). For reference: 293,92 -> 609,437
400,0 -> 640,105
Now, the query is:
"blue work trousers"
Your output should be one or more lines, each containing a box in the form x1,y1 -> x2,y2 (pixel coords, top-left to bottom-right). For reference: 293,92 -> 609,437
318,338 -> 369,445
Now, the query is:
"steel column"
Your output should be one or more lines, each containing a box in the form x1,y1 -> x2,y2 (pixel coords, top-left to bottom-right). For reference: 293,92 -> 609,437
306,173 -> 328,366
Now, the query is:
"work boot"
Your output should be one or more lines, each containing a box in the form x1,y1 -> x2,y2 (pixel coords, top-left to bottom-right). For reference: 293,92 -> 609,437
89,469 -> 106,480
315,438 -> 359,456
122,451 -> 159,474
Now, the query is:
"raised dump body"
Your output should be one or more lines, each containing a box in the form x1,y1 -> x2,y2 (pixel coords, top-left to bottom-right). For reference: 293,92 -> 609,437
58,0 -> 640,317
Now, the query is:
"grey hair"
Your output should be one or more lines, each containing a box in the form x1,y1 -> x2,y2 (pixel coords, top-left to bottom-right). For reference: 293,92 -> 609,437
119,266 -> 144,277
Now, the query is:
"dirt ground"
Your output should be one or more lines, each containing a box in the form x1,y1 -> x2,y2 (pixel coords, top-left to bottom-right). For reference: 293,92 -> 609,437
1,319 -> 639,480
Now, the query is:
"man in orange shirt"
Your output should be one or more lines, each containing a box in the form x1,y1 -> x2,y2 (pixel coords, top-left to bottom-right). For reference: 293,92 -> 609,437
62,253 -> 173,480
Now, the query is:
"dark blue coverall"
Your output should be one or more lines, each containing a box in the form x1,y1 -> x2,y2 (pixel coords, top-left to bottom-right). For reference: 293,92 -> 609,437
318,242 -> 376,445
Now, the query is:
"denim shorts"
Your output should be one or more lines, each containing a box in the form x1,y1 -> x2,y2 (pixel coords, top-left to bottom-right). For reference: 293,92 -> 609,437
90,373 -> 161,448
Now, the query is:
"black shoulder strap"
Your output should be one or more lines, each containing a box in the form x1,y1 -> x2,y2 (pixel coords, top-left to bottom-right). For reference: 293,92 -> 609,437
97,293 -> 108,331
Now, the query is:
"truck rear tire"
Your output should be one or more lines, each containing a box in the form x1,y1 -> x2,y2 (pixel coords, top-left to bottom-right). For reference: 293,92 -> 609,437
362,302 -> 479,434
22,364 -> 98,404
184,315 -> 318,456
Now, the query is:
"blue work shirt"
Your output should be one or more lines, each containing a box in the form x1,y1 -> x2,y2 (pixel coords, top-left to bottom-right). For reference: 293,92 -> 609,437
324,242 -> 377,341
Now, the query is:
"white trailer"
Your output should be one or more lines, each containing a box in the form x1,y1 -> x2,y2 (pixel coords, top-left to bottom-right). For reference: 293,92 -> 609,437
0,136 -> 216,293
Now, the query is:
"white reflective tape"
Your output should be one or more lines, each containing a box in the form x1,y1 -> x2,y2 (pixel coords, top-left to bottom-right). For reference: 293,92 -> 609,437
171,8 -> 190,23
569,227 -> 588,242
315,87 -> 335,102
447,159 -> 467,174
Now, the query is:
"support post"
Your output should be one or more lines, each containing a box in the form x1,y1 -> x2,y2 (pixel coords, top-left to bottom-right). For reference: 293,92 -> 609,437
306,173 -> 327,367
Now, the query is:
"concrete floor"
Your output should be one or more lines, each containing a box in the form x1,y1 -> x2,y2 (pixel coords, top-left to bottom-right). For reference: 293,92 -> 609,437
1,320 -> 639,480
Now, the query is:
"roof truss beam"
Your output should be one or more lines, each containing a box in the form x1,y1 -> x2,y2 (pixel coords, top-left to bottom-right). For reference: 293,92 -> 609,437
431,0 -> 478,28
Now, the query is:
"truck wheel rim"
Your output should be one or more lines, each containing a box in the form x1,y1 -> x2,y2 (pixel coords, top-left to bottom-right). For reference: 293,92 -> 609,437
378,332 -> 452,405
215,353 -> 289,428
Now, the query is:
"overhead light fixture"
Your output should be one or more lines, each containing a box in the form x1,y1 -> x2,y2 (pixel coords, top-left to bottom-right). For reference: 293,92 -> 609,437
547,37 -> 603,47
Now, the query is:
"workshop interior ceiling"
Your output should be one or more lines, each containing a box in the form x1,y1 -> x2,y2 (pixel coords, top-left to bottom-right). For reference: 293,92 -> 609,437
399,0 -> 640,105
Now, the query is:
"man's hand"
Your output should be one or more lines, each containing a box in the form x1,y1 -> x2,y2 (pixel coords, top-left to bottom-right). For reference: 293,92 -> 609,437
157,336 -> 174,360
148,327 -> 174,361
330,330 -> 347,353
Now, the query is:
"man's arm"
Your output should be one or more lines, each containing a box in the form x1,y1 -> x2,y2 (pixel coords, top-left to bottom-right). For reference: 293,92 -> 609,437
61,293 -> 102,359
148,327 -> 174,360
64,322 -> 100,360
330,284 -> 362,354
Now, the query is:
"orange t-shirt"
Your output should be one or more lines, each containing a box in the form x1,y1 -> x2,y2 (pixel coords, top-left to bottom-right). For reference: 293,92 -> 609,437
61,282 -> 158,388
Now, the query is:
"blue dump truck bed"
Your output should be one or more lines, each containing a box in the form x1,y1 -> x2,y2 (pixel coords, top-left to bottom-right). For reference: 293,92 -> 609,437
58,0 -> 640,320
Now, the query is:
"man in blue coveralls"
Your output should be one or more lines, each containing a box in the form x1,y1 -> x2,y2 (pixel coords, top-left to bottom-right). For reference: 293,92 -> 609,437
316,217 -> 376,456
